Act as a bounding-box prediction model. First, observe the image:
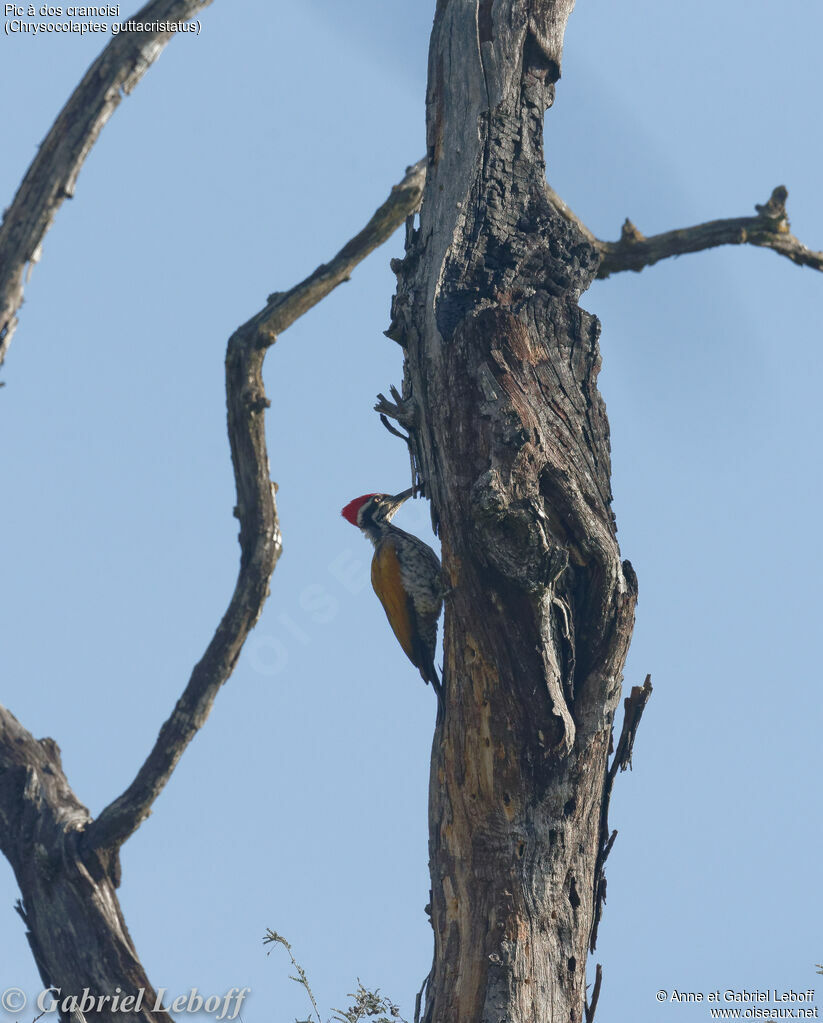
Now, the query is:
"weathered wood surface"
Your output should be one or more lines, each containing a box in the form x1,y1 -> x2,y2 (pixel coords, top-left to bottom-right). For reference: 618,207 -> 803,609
0,710 -> 161,1022
389,3 -> 638,1020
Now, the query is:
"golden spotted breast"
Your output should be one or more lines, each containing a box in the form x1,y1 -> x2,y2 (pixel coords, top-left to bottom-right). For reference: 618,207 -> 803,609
370,537 -> 420,669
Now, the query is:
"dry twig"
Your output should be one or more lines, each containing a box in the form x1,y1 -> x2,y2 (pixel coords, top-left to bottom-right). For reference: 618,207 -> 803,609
589,674 -> 653,953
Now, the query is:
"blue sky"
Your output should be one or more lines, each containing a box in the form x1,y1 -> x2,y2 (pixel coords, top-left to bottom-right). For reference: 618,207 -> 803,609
1,1 -> 821,1020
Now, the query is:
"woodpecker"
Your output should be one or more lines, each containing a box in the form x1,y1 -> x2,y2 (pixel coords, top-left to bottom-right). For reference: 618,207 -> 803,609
341,488 -> 443,702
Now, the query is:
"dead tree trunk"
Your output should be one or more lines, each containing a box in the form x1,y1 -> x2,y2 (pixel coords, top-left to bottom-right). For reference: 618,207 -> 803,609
387,3 -> 638,1020
0,712 -> 162,1022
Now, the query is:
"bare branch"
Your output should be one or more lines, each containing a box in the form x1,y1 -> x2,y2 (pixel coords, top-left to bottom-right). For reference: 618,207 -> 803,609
85,162 -> 425,851
279,163 -> 822,294
607,673 -> 653,782
589,674 -> 653,953
374,172 -> 823,283
595,186 -> 823,278
584,963 -> 603,1023
247,159 -> 426,338
0,0 -> 215,368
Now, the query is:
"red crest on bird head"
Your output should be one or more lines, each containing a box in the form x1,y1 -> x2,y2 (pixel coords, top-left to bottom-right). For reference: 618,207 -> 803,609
341,494 -> 377,526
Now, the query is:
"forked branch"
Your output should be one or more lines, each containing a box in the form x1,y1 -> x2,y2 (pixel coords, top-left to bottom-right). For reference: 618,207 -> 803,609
86,159 -> 426,850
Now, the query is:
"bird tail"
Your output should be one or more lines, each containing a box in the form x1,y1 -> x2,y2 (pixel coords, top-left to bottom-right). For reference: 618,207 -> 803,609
422,661 -> 445,718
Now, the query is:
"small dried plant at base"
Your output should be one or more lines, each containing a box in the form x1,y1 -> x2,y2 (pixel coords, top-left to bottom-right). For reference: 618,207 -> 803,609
264,929 -> 408,1023
330,982 -> 405,1023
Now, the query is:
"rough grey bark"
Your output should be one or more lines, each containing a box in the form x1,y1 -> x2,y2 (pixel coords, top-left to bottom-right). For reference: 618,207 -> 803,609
0,712 -> 160,1021
386,3 -> 638,1020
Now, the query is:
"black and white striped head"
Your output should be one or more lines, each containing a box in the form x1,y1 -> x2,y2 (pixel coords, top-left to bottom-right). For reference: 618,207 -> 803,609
341,488 -> 413,543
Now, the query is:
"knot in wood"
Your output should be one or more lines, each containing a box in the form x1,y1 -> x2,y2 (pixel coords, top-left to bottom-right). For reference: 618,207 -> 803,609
34,842 -> 59,882
620,219 -> 645,244
755,185 -> 789,225
470,470 -> 565,592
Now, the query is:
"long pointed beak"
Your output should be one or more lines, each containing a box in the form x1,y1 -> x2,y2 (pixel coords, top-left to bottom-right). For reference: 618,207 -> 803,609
386,487 -> 415,516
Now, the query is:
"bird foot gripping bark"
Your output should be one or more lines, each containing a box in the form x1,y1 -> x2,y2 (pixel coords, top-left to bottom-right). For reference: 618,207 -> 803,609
374,385 -> 417,430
